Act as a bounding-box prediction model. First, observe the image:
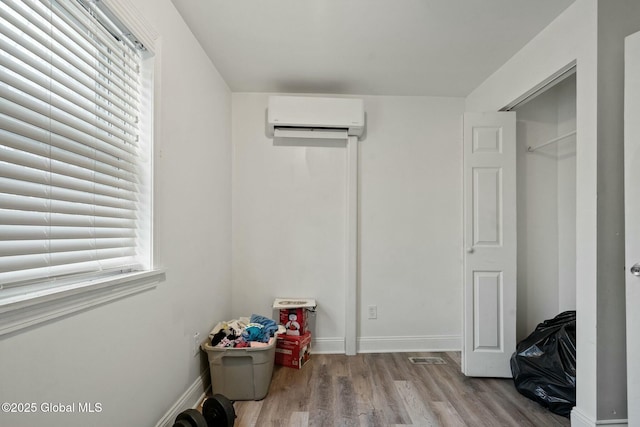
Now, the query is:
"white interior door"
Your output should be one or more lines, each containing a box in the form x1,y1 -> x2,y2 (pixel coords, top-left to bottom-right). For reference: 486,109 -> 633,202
463,112 -> 517,377
624,30 -> 640,426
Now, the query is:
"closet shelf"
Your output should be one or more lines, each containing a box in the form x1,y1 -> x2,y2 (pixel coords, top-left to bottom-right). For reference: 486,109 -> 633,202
527,130 -> 576,152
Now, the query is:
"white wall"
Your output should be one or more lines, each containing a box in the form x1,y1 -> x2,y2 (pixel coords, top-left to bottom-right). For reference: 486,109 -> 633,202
515,75 -> 576,341
358,96 -> 464,350
0,1 -> 233,426
466,0 -> 640,423
465,0 -> 599,420
232,94 -> 465,353
466,1 -> 600,420
515,86 -> 560,340
594,0 -> 640,420
556,78 -> 577,313
231,93 -> 348,347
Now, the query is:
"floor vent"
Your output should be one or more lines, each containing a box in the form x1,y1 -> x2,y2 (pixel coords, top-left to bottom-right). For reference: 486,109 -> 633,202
408,356 -> 446,365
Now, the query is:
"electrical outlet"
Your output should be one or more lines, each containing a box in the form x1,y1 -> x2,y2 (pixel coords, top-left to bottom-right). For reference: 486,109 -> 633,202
368,305 -> 377,319
192,332 -> 200,357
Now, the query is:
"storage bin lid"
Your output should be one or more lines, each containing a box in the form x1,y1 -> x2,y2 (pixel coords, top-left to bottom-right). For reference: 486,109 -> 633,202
273,298 -> 316,309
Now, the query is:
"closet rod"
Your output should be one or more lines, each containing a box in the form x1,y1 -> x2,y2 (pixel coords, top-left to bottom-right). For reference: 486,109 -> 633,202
527,130 -> 576,152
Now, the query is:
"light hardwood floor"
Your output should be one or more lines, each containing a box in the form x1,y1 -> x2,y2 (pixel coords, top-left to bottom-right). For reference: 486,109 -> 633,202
225,352 -> 571,427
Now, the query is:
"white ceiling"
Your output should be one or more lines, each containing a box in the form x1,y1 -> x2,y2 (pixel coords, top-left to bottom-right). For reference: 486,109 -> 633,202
172,0 -> 575,97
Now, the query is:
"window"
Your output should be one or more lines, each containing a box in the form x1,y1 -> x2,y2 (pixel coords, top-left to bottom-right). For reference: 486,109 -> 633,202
0,0 -> 162,334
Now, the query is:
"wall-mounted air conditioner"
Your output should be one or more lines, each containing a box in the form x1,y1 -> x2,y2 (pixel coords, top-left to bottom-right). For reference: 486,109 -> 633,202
266,96 -> 365,140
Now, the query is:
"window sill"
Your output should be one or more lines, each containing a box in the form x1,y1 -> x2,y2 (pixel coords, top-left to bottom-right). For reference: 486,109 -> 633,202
0,269 -> 166,337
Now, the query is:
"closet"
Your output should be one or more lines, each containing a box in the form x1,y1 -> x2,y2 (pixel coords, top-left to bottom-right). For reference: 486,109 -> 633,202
514,73 -> 577,340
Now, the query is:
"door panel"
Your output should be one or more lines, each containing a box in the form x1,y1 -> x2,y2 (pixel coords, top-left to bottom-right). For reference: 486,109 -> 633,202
463,112 -> 516,377
474,271 -> 502,350
624,30 -> 640,426
473,167 -> 502,246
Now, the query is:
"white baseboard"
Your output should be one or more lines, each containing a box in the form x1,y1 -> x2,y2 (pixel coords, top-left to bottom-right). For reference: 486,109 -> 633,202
571,407 -> 628,427
311,337 -> 345,354
597,421 -> 629,426
358,334 -> 461,353
155,371 -> 210,427
311,335 -> 461,354
572,408 -> 596,427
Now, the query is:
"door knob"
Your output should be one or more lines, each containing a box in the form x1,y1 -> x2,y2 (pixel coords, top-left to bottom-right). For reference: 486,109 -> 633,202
466,247 -> 474,254
631,263 -> 640,276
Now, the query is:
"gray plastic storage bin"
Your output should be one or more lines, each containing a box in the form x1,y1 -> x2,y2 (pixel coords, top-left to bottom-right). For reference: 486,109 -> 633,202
201,337 -> 277,401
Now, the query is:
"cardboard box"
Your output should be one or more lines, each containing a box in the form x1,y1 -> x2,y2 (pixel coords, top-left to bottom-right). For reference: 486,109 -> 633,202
279,307 -> 309,336
273,298 -> 316,337
275,332 -> 311,369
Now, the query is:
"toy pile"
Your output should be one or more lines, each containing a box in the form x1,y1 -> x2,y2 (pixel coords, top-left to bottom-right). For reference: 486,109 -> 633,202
208,314 -> 285,348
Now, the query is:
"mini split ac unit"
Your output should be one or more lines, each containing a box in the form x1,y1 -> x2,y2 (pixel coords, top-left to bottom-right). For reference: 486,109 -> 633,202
266,96 -> 365,140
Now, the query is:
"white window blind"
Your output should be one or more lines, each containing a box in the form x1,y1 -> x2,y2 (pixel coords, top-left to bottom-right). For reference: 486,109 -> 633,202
0,0 -> 149,288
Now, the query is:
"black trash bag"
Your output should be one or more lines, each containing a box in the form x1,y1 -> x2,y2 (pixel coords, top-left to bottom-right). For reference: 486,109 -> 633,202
510,310 -> 576,417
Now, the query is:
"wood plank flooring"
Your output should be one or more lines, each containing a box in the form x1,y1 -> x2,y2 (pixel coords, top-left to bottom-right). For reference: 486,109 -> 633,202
222,352 -> 571,427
